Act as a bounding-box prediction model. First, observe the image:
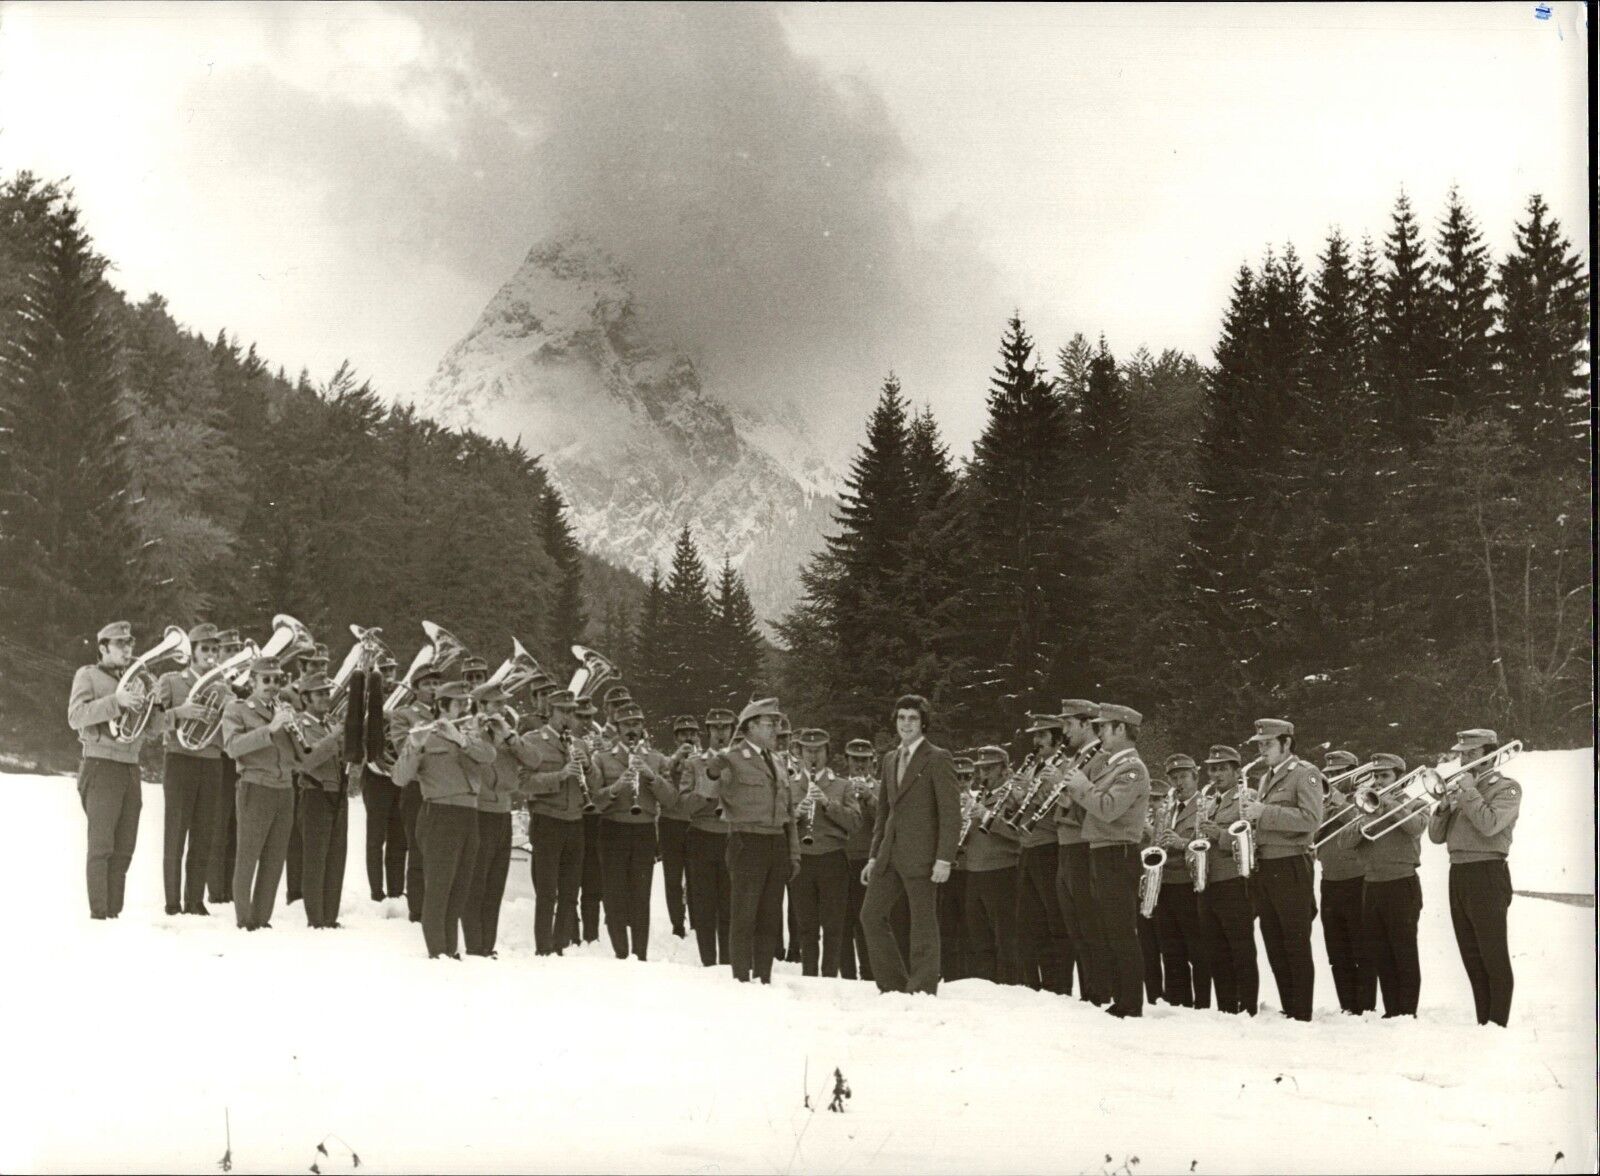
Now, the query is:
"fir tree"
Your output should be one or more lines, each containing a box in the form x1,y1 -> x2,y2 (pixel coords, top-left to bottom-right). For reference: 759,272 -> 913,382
539,485 -> 587,661
710,557 -> 766,706
660,526 -> 716,717
629,566 -> 668,717
1432,187 -> 1497,418
1375,191 -> 1444,446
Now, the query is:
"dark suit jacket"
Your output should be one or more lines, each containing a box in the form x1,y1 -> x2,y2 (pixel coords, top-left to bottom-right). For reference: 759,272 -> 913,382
868,739 -> 960,877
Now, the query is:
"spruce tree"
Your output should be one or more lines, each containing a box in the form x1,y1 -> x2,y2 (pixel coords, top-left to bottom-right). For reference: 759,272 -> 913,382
539,485 -> 587,661
1375,191 -> 1444,446
660,526 -> 715,717
630,565 -> 668,717
1432,187 -> 1497,418
710,557 -> 766,706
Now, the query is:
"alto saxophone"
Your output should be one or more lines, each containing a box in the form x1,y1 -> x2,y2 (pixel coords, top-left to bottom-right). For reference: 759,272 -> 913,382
1229,784 -> 1259,877
1138,791 -> 1177,918
1186,787 -> 1216,893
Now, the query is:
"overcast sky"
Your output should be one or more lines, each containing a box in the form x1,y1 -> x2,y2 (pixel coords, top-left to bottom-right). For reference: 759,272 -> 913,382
0,1 -> 1588,458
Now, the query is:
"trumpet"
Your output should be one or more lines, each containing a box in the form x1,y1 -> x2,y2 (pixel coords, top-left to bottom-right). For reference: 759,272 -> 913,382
1014,739 -> 1098,835
109,625 -> 192,742
1361,741 -> 1523,841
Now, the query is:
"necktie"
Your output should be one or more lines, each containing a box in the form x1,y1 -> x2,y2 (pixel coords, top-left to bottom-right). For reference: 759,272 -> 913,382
898,745 -> 911,784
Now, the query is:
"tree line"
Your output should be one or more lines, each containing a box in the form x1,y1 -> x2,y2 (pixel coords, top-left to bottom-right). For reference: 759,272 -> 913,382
779,189 -> 1590,766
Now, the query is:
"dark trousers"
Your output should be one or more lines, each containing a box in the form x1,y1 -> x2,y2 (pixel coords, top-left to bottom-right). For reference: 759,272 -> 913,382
1057,842 -> 1109,1003
659,816 -> 690,934
400,782 -> 425,921
1254,855 -> 1317,1021
598,820 -> 657,960
361,769 -> 407,900
1090,845 -> 1144,1016
1448,860 -> 1513,1026
1321,876 -> 1374,1013
1364,874 -> 1422,1017
686,829 -> 732,965
861,862 -> 942,994
1199,876 -> 1258,1014
965,866 -> 1019,984
1137,910 -> 1164,1003
726,831 -> 789,982
1153,883 -> 1211,1008
285,786 -> 303,904
464,810 -> 511,955
418,802 -> 479,958
233,780 -> 293,929
790,850 -> 851,977
298,788 -> 348,928
78,758 -> 142,919
162,752 -> 219,912
939,870 -> 969,981
1016,843 -> 1070,993
841,857 -> 873,981
207,755 -> 238,903
530,814 -> 585,954
579,813 -> 603,942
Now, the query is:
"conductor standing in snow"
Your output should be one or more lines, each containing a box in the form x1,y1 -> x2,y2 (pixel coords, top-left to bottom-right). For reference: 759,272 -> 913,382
859,694 -> 961,995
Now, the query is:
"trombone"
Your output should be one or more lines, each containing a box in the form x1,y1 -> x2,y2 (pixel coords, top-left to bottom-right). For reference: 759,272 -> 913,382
1311,762 -> 1402,851
1360,741 -> 1523,841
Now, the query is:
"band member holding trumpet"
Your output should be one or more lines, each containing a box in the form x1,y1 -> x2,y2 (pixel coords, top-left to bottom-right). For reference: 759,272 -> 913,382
1429,728 -> 1522,1026
68,621 -> 152,920
221,658 -> 308,931
1194,745 -> 1258,1014
1240,718 -> 1324,1021
291,673 -> 351,929
840,737 -> 879,982
1316,748 -> 1376,1015
206,629 -> 246,906
517,689 -> 595,956
154,623 -> 225,916
591,702 -> 673,961
962,745 -> 1021,985
462,684 -> 521,957
786,728 -> 862,978
677,707 -> 735,967
659,715 -> 703,939
1150,754 -> 1210,1008
1349,753 -> 1424,1017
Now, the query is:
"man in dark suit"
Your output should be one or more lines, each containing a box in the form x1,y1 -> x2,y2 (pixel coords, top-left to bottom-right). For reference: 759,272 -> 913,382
859,694 -> 961,995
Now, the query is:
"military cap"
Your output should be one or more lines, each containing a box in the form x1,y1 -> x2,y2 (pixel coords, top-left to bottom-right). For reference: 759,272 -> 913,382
187,623 -> 221,646
672,714 -> 701,732
1203,744 -> 1242,765
248,657 -> 284,677
705,707 -> 737,727
1093,703 -> 1143,727
97,620 -> 134,643
844,738 -> 875,758
461,656 -> 488,675
1371,752 -> 1407,773
975,744 -> 1010,767
525,672 -> 556,692
414,661 -> 445,685
615,703 -> 646,723
297,672 -> 334,695
1246,717 -> 1294,742
547,689 -> 578,711
795,727 -> 830,748
375,654 -> 398,675
1059,698 -> 1100,720
736,697 -> 783,729
307,643 -> 330,662
1450,728 -> 1498,753
574,698 -> 597,716
434,680 -> 471,702
216,629 -> 242,649
953,756 -> 976,775
602,685 -> 632,704
1165,754 -> 1199,774
1322,749 -> 1361,772
471,683 -> 509,705
1025,712 -> 1065,734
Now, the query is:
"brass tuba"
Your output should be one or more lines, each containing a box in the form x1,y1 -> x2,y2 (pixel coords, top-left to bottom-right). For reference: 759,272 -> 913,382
109,625 -> 191,742
174,641 -> 259,751
483,637 -> 542,697
329,624 -> 386,724
383,621 -> 465,713
567,644 -> 618,704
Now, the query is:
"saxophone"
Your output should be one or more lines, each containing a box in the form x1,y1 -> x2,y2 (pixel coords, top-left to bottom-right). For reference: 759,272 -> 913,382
1186,786 -> 1216,893
1138,790 -> 1176,918
1228,759 -> 1264,878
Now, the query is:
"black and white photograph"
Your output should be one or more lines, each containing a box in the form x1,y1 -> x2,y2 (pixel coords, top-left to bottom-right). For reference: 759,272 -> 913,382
0,2 -> 1592,1172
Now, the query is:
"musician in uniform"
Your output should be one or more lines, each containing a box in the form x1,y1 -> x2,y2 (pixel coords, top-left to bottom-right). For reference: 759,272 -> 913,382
1428,728 -> 1521,1026
1000,718 -> 1066,994
393,681 -> 493,959
938,754 -> 977,981
393,663 -> 442,923
291,672 -> 351,929
1194,745 -> 1258,1014
696,698 -> 799,984
155,623 -> 225,915
1051,700 -> 1104,1003
459,656 -> 488,690
677,707 -> 735,967
282,642 -> 327,909
575,697 -> 605,943
461,685 -> 521,957
360,654 -> 408,903
205,629 -> 245,906
658,715 -> 702,939
590,702 -> 674,961
787,728 -> 863,978
221,658 -> 304,931
1136,769 -> 1168,1006
67,621 -> 149,920
839,738 -> 879,982
1316,748 -> 1375,1014
517,689 -> 596,955
1240,717 -> 1324,1021
776,712 -> 799,963
1349,752 -> 1424,1017
962,745 -> 1021,985
600,685 -> 632,739
1150,754 -> 1210,1007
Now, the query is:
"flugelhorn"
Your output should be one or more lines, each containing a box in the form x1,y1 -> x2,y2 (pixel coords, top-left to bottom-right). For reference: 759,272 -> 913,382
109,625 -> 192,742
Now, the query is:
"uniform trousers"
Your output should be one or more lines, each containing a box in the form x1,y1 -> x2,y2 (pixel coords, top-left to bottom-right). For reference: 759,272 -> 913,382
463,810 -> 511,956
860,863 -> 943,995
1198,876 -> 1258,1014
1089,844 -> 1144,1016
726,831 -> 789,983
361,768 -> 407,900
1448,860 -> 1513,1026
964,865 -> 1019,984
685,829 -> 731,965
597,820 -> 657,960
1364,874 -> 1422,1017
579,813 -> 603,943
400,782 -> 426,922
298,787 -> 348,928
1321,875 -> 1374,1013
285,786 -> 303,904
206,755 -> 238,904
790,849 -> 851,977
529,813 -> 584,954
939,870 -> 969,981
1015,843 -> 1071,993
79,758 -> 142,919
417,802 -> 479,958
1137,912 -> 1164,1003
162,752 -> 220,912
1057,842 -> 1109,1003
1253,854 -> 1317,1021
1153,882 -> 1211,1008
658,816 -> 691,934
841,856 -> 873,981
233,780 -> 293,930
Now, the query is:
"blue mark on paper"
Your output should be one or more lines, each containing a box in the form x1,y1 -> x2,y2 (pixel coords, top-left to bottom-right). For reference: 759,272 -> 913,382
1533,3 -> 1551,18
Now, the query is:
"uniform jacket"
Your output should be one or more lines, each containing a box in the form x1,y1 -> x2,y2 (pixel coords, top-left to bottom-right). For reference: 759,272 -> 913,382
156,666 -> 222,759
394,726 -> 494,807
1067,747 -> 1150,847
1427,769 -> 1520,863
1254,756 -> 1324,859
293,710 -> 347,793
1315,783 -> 1367,882
698,737 -> 799,850
1155,787 -> 1203,886
592,742 -> 674,824
1353,801 -> 1425,882
788,766 -> 862,856
867,739 -> 960,878
1198,784 -> 1248,885
843,773 -> 877,859
657,745 -> 701,823
961,804 -> 1021,873
515,726 -> 595,821
222,696 -> 303,788
473,741 -> 524,814
677,751 -> 730,834
1049,750 -> 1091,847
68,663 -> 145,765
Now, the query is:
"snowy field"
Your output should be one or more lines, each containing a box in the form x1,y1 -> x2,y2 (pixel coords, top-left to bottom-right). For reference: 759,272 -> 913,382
2,749 -> 1594,1174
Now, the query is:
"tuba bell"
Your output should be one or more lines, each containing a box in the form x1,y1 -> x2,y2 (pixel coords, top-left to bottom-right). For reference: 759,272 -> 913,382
567,644 -> 618,703
175,641 -> 259,751
110,625 -> 192,742
484,637 -> 542,697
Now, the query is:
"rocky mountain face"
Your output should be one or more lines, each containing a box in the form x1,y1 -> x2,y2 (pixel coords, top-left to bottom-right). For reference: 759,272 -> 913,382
418,233 -> 839,628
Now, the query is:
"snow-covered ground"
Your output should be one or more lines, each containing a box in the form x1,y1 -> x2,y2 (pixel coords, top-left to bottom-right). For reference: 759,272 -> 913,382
3,749 -> 1594,1174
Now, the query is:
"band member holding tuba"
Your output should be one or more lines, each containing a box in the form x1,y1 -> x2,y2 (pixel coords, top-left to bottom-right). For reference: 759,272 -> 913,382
1194,744 -> 1258,1014
840,738 -> 879,982
291,672 -> 351,929
461,684 -> 521,957
392,663 -> 443,923
1149,754 -> 1210,1008
677,707 -> 735,967
1351,752 -> 1424,1017
1316,748 -> 1375,1015
786,728 -> 862,978
360,654 -> 408,904
1051,700 -> 1104,1003
658,715 -> 703,939
205,629 -> 246,906
282,641 -> 330,909
1428,728 -> 1522,1026
590,703 -> 673,961
67,620 -> 151,920
1240,717 -> 1324,1021
155,623 -> 226,916
963,745 -> 1022,985
517,689 -> 595,956
221,658 -> 306,931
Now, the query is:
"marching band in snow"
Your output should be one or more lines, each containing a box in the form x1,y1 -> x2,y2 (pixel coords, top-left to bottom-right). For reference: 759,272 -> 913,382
68,614 -> 1523,1026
